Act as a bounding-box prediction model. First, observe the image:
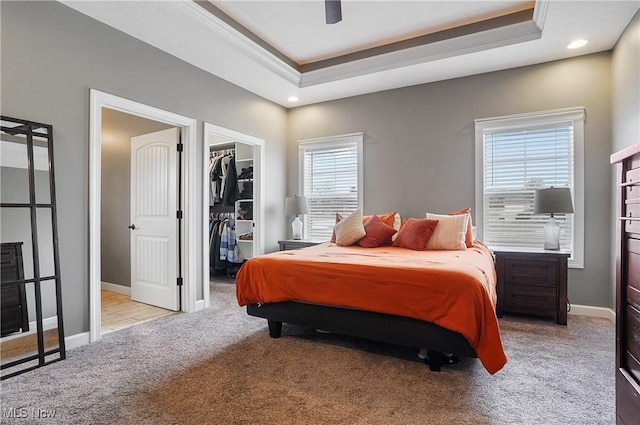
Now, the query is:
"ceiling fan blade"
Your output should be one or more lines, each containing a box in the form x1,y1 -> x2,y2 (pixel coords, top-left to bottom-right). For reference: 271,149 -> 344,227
325,0 -> 342,24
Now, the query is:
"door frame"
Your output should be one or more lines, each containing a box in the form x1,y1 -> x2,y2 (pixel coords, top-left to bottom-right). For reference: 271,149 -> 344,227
89,89 -> 198,342
203,123 -> 265,308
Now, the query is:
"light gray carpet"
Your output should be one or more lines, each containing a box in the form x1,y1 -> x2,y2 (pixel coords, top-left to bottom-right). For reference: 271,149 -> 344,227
0,280 -> 614,424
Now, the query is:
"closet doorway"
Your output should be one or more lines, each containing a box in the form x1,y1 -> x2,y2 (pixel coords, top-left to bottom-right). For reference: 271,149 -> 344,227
100,110 -> 178,334
203,123 -> 264,308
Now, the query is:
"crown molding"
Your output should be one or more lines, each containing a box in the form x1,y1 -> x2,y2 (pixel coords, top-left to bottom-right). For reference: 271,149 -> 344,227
301,17 -> 542,87
533,0 -> 550,30
178,1 -> 301,86
180,2 -> 544,90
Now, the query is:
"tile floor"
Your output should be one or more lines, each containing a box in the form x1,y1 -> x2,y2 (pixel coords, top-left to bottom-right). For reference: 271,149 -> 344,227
101,290 -> 176,334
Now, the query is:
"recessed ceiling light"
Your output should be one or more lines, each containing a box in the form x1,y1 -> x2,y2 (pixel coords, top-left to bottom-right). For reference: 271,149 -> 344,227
567,39 -> 588,49
287,96 -> 299,103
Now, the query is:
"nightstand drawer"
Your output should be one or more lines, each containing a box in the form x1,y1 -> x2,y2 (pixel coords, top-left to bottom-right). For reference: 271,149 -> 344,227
503,258 -> 557,287
503,285 -> 557,315
278,240 -> 325,251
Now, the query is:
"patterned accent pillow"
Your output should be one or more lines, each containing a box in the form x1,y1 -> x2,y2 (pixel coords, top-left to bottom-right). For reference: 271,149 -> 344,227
448,207 -> 474,248
334,209 -> 366,246
357,215 -> 398,248
392,218 -> 439,250
331,211 -> 398,243
425,212 -> 469,250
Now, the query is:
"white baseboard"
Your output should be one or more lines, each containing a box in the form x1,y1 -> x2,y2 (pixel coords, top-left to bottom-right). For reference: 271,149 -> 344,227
194,299 -> 205,311
568,304 -> 615,322
1,316 -> 59,342
40,316 -> 58,331
65,331 -> 91,350
101,281 -> 131,296
2,316 -> 91,351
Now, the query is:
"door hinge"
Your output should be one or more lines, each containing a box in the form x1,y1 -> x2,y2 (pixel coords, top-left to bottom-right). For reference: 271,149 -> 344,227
176,210 -> 183,219
177,143 -> 184,152
177,277 -> 183,287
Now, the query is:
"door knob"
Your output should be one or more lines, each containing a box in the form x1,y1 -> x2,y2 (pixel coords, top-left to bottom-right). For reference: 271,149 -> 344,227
128,224 -> 136,230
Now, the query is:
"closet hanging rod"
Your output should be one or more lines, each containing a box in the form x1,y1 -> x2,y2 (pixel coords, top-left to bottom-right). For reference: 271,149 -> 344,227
210,148 -> 235,157
210,143 -> 235,153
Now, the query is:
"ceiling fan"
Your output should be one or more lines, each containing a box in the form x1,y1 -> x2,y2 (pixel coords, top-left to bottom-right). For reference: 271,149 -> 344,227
325,0 -> 342,24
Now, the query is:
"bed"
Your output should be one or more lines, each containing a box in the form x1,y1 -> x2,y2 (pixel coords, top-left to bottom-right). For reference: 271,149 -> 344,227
235,241 -> 507,374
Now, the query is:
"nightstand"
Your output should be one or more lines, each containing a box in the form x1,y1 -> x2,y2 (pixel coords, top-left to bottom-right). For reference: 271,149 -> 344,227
494,248 -> 570,325
278,240 -> 324,251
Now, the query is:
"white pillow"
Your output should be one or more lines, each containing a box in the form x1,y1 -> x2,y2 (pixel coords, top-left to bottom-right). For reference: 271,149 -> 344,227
334,209 -> 366,246
392,212 -> 401,241
425,213 -> 469,250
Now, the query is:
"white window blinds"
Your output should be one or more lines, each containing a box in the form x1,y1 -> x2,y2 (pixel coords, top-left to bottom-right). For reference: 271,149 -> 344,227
475,108 -> 585,268
483,123 -> 574,250
298,134 -> 363,240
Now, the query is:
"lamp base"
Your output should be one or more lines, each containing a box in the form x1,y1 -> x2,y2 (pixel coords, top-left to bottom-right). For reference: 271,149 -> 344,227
542,216 -> 561,250
291,216 -> 303,240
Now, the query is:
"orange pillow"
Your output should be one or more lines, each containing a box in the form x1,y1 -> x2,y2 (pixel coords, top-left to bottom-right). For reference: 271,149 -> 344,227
331,211 -> 397,243
392,218 -> 439,251
357,215 -> 398,248
448,208 -> 473,248
363,212 -> 396,228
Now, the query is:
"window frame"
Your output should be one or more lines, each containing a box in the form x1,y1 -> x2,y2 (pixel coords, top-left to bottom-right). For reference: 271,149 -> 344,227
474,107 -> 585,268
297,133 -> 364,240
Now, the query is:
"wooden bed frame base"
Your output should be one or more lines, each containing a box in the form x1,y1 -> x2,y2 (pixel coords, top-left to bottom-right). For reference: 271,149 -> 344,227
247,302 -> 477,372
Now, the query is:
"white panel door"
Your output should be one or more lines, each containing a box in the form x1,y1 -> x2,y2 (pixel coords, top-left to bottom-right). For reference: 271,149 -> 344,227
130,128 -> 179,311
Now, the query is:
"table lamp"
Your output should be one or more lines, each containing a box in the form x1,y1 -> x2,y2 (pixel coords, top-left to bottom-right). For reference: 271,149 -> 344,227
285,196 -> 310,240
534,187 -> 574,250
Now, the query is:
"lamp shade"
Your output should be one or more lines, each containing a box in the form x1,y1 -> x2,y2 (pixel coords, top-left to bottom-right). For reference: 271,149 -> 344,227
285,196 -> 310,216
534,187 -> 574,215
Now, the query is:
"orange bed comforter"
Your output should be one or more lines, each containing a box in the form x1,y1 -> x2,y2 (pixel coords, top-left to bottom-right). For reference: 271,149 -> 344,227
236,241 -> 507,374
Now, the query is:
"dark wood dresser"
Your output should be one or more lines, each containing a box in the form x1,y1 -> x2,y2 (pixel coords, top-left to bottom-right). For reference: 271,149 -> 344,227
1,242 -> 29,336
612,142 -> 640,424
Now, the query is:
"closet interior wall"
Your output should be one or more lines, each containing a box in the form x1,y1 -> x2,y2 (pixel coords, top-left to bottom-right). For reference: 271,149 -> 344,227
208,143 -> 254,278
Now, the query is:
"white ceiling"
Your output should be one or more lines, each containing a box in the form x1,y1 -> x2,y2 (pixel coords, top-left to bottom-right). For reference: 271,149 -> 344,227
211,0 -> 534,64
61,1 -> 639,108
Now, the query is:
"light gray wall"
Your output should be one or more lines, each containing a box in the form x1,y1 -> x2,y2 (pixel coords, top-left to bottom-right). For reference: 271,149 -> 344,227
288,52 -> 613,308
612,10 -> 640,154
1,1 -> 288,336
611,10 -> 640,309
101,109 -> 173,288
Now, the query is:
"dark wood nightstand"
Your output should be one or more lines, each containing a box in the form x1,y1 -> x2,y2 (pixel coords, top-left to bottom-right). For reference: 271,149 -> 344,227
278,240 -> 325,251
494,248 -> 570,325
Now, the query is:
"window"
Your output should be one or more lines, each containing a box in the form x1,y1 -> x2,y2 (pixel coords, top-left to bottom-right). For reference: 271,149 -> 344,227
475,108 -> 584,268
298,133 -> 363,240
